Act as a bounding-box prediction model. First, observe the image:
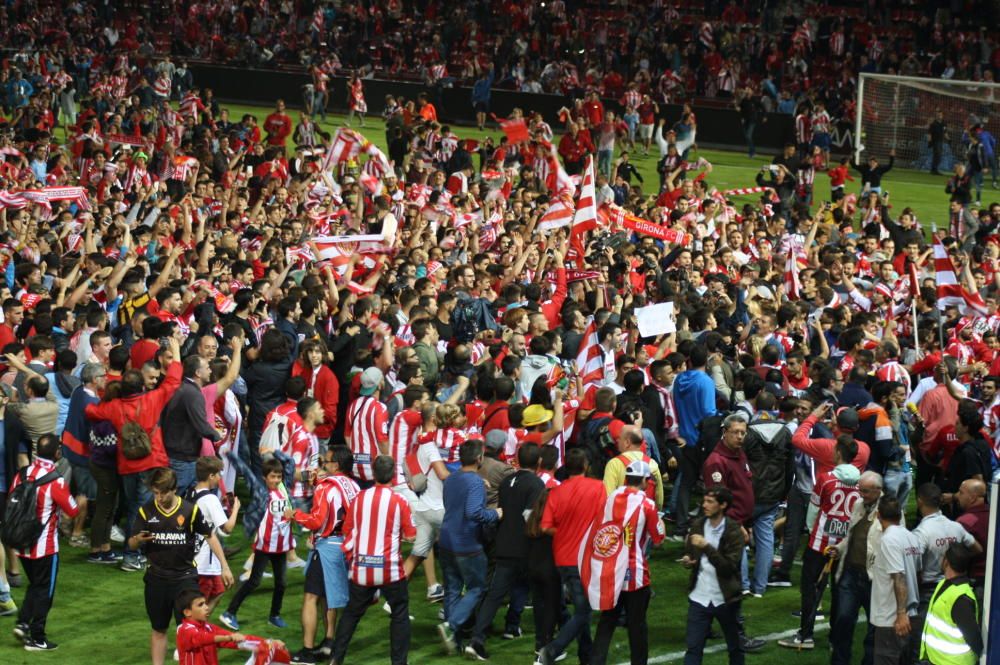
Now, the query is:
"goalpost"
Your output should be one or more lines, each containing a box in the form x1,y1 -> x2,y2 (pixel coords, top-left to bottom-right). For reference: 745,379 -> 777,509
855,72 -> 1000,171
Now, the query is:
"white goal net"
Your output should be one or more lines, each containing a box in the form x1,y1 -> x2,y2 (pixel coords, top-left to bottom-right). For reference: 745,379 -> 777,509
856,73 -> 1000,172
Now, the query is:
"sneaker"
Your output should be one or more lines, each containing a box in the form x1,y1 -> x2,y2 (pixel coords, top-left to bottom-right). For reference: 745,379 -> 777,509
68,534 -> 89,548
438,607 -> 445,621
533,649 -> 566,663
749,592 -> 763,599
239,570 -> 273,582
13,622 -> 28,640
464,642 -> 489,661
740,636 -> 766,652
426,583 -> 444,602
87,551 -> 120,565
767,572 -> 792,588
437,622 -> 457,654
269,615 -> 287,629
317,638 -> 334,656
287,557 -> 307,570
7,572 -> 22,588
502,626 -> 522,640
173,648 -> 179,661
667,534 -> 685,543
791,609 -> 825,621
382,600 -> 414,620
219,612 -> 240,631
24,638 -> 59,651
290,648 -> 320,665
120,556 -> 144,572
0,598 -> 16,616
110,525 -> 126,543
777,633 -> 815,650
742,589 -> 752,597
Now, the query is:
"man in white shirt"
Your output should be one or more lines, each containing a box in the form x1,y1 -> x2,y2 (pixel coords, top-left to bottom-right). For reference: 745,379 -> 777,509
870,495 -> 921,665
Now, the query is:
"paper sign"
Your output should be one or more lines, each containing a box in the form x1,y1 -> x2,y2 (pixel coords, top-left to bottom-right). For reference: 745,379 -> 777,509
636,302 -> 676,337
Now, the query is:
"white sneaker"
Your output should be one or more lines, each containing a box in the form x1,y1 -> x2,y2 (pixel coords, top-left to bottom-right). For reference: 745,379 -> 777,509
173,648 -> 179,661
287,558 -> 307,570
110,525 -> 126,543
382,600 -> 414,620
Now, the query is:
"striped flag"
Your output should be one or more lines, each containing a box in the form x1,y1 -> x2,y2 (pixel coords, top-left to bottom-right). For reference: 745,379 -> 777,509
784,252 -> 806,300
572,156 -> 598,236
321,128 -> 365,173
934,237 -> 989,315
538,195 -> 575,232
575,317 -> 605,387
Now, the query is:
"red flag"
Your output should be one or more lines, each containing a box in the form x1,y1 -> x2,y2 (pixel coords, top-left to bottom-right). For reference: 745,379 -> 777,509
500,118 -> 530,145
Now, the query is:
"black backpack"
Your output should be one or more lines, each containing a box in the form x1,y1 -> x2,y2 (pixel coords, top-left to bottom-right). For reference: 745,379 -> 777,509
450,297 -> 499,343
1,469 -> 61,550
694,406 -> 752,469
578,414 -> 615,477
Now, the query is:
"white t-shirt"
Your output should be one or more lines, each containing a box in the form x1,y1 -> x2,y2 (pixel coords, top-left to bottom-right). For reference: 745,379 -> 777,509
912,511 -> 976,584
870,524 -> 922,627
194,491 -> 229,575
398,442 -> 445,512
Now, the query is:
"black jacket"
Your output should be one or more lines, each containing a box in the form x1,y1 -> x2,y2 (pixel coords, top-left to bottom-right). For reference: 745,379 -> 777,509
852,156 -> 894,189
742,418 -> 794,506
244,359 -> 293,438
494,470 -> 544,560
685,515 -> 745,604
161,378 -> 222,461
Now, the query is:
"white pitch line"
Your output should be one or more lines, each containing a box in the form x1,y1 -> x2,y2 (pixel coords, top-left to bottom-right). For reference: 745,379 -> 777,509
614,617 -> 863,665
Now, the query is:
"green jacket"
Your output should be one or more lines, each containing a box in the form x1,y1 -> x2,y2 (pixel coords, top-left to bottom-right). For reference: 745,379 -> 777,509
412,341 -> 439,387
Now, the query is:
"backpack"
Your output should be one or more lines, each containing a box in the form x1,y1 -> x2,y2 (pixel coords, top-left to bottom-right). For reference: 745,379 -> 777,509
578,414 -> 615,477
403,448 -> 428,494
694,407 -> 751,469
615,453 -> 656,501
1,469 -> 61,549
450,297 -> 499,344
259,410 -> 292,455
120,401 -> 152,460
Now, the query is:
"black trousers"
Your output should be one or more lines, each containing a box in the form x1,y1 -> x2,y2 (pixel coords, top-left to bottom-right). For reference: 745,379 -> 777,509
530,566 -> 564,651
799,548 -> 828,639
227,551 -> 287,617
18,554 -> 59,641
590,587 -> 651,665
472,557 -> 528,643
331,579 -> 410,665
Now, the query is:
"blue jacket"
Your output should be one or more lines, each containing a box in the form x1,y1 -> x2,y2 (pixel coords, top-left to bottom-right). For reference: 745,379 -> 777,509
440,469 -> 498,554
471,70 -> 494,105
673,369 -> 717,447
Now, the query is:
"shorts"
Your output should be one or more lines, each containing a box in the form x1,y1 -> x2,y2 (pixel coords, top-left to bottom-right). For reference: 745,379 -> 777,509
811,132 -> 831,149
411,508 -> 444,558
473,101 -> 489,114
303,536 -> 349,608
198,574 -> 225,599
638,124 -> 654,139
144,573 -> 199,632
70,462 -> 97,501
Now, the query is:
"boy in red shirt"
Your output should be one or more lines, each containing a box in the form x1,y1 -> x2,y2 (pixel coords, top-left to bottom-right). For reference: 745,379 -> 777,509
175,589 -> 289,665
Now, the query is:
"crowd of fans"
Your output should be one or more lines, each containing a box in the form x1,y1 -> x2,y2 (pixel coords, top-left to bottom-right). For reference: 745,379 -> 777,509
0,3 -> 997,665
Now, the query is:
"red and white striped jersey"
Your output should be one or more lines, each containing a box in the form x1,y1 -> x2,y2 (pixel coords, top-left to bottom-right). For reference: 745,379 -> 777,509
345,396 -> 389,482
808,471 -> 861,553
389,409 -> 423,485
341,485 -> 416,586
875,360 -> 912,395
255,487 -> 294,553
287,424 -> 319,500
537,470 -> 560,489
795,113 -> 812,144
10,458 -> 78,559
580,486 -> 665,611
295,474 -> 361,544
811,109 -> 831,134
418,426 -> 467,464
621,90 -> 641,113
179,93 -> 205,120
830,31 -> 845,57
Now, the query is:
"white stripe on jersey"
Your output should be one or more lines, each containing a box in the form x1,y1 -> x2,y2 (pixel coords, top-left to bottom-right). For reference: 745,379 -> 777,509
255,488 -> 294,553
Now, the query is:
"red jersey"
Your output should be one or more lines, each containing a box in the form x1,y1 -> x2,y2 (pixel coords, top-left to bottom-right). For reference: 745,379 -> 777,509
418,426 -> 467,464
580,486 -> 665,611
344,396 -> 389,482
254,487 -> 294,554
540,475 -> 608,566
263,112 -> 292,146
176,619 -> 285,665
293,474 -> 360,543
10,457 -> 79,559
807,470 -> 861,552
341,485 -> 416,586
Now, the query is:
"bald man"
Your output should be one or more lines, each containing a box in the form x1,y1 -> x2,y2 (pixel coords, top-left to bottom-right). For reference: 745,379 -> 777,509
955,479 -> 989,594
603,424 -> 664,509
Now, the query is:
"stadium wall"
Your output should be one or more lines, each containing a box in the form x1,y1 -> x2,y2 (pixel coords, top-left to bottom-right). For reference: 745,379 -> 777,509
192,64 -> 825,154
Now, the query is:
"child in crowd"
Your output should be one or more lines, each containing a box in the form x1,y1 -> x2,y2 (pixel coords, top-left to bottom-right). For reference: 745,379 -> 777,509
176,589 -> 289,665
221,458 -> 293,631
191,456 -> 241,612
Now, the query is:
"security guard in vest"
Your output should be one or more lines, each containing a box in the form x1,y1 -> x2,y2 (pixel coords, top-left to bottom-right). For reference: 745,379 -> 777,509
918,542 -> 982,665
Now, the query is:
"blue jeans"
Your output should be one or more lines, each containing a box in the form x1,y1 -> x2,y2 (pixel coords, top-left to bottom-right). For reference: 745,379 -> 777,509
641,428 -> 662,466
831,565 -> 874,665
471,558 -> 529,643
684,600 -> 744,665
883,467 -> 912,512
597,149 -> 613,179
743,123 -> 756,157
542,566 -> 592,664
169,458 -> 196,497
121,469 -> 153,558
741,503 -> 778,594
440,549 -> 488,632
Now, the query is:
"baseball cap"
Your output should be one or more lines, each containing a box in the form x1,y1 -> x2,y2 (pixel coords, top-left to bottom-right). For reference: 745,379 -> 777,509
484,430 -> 507,451
359,367 -> 383,396
608,418 -> 626,441
522,404 -> 554,428
625,459 -> 651,478
835,407 -> 860,432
